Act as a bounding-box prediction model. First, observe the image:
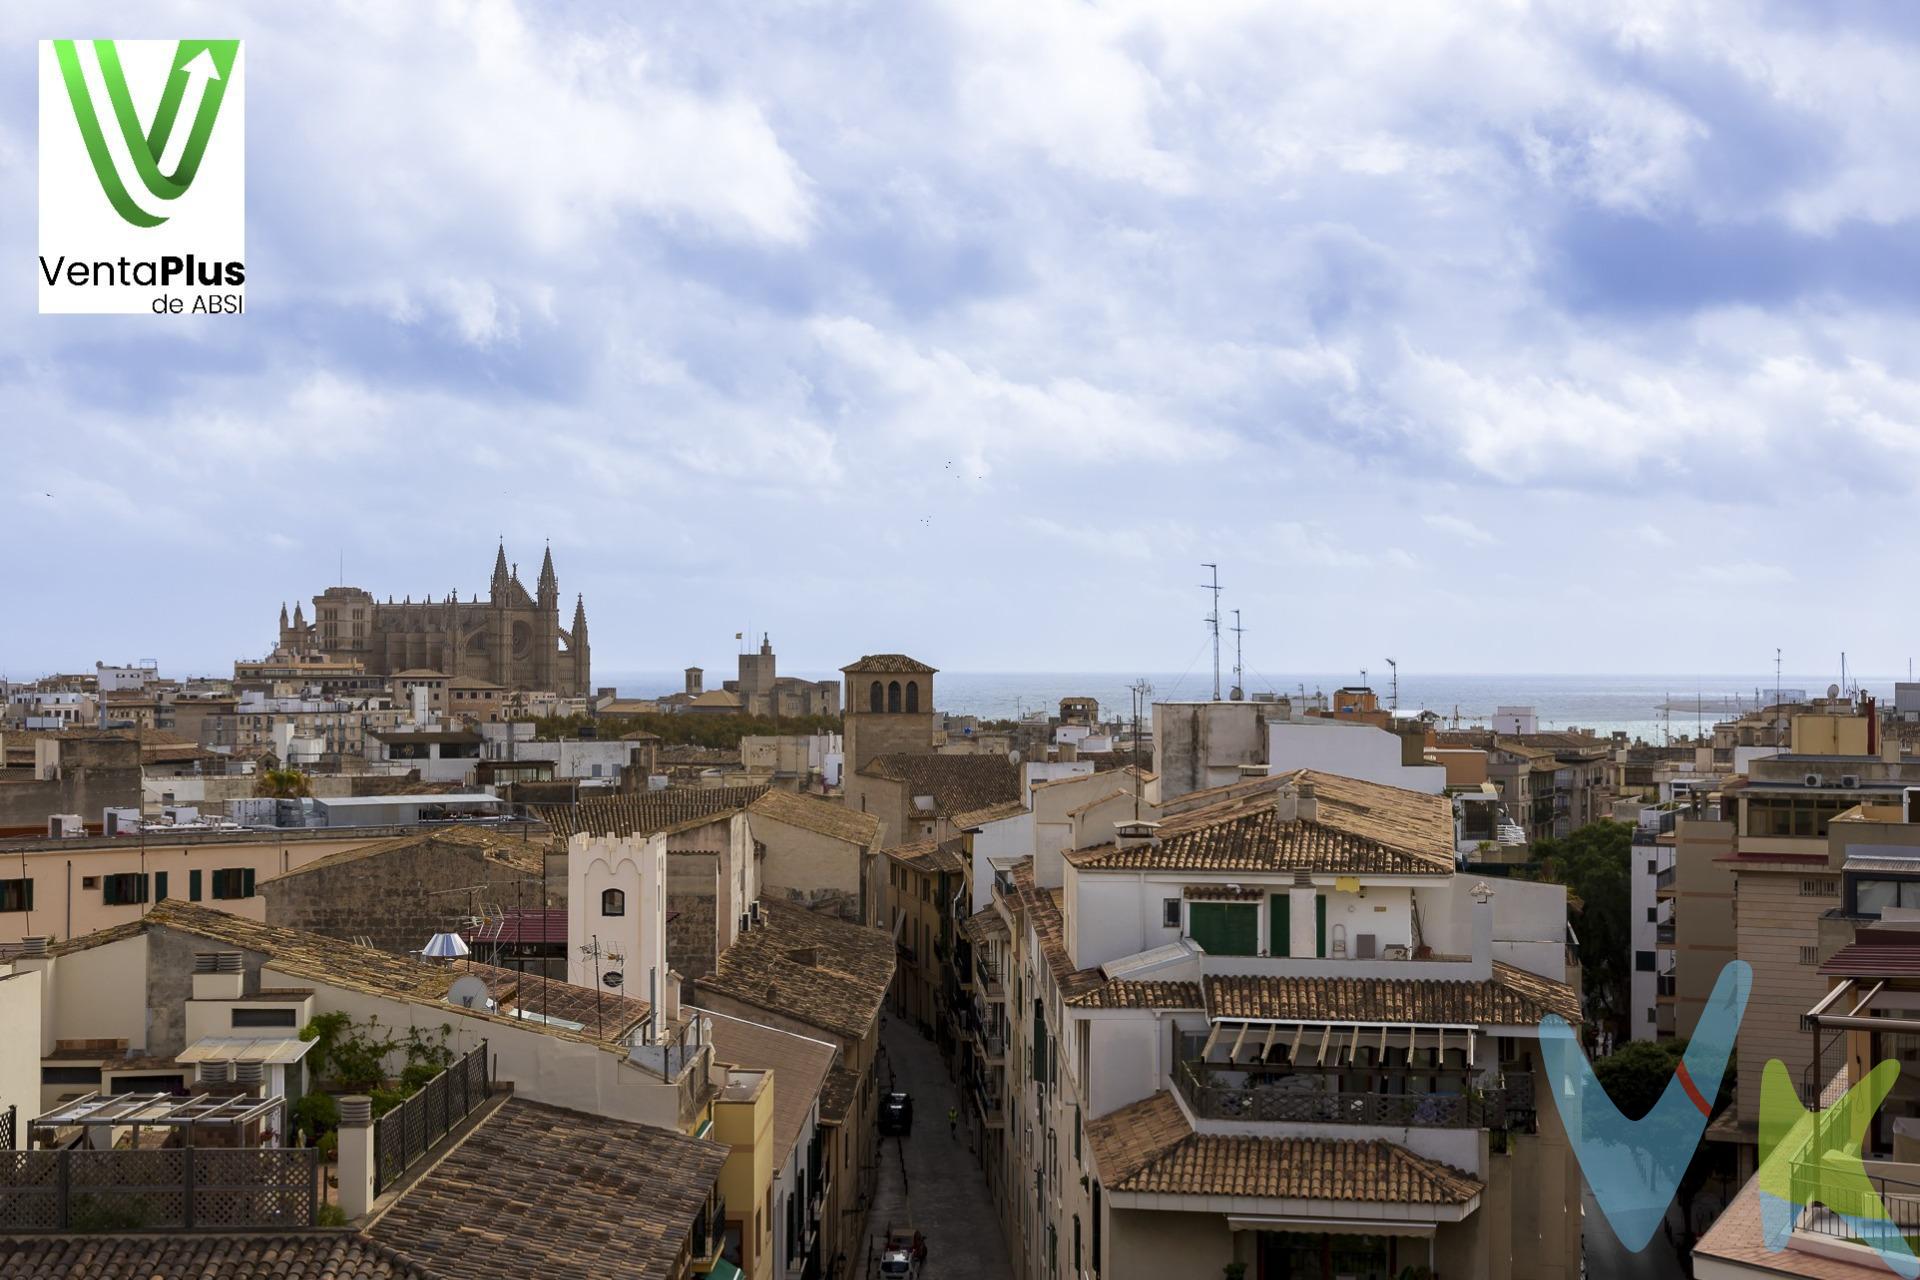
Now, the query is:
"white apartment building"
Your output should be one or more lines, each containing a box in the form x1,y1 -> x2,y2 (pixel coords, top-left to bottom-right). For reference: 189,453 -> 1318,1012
959,769 -> 1583,1280
1628,805 -> 1679,1042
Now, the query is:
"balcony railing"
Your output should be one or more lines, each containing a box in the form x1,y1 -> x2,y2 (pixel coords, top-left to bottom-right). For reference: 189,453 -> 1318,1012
1790,1161 -> 1920,1250
1174,1061 -> 1533,1133
1656,866 -> 1676,890
1656,923 -> 1675,945
975,954 -> 1004,996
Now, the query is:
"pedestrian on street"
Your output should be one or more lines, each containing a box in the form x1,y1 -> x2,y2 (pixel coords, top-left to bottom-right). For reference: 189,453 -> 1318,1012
948,1106 -> 957,1139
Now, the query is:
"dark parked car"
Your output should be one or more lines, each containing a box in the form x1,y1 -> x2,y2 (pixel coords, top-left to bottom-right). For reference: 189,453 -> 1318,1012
879,1091 -> 913,1136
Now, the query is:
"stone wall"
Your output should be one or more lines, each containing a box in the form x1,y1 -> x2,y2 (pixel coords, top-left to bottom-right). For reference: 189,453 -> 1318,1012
261,835 -> 551,957
667,850 -> 718,990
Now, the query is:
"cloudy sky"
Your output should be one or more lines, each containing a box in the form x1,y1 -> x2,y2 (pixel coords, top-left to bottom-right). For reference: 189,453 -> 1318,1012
8,1 -> 1920,680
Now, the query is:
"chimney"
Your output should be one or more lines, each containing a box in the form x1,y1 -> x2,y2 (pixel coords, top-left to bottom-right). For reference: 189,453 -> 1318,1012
17,936 -> 49,959
1272,784 -> 1299,824
1114,819 -> 1161,850
197,1059 -> 231,1087
1296,779 -> 1318,823
1469,881 -> 1494,980
192,951 -> 246,1001
1885,736 -> 1902,765
336,1096 -> 375,1219
1058,740 -> 1078,763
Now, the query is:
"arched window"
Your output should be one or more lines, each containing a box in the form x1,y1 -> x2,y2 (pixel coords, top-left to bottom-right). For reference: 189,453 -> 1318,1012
601,888 -> 625,917
905,681 -> 920,713
869,681 -> 884,713
887,680 -> 902,713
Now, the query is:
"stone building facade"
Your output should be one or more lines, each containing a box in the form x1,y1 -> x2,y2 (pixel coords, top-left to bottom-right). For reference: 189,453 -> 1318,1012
275,542 -> 590,696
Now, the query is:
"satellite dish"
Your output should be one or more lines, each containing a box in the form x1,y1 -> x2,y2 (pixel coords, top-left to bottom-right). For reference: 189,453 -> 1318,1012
602,970 -> 624,989
1828,683 -> 1842,700
447,974 -> 491,1009
422,931 -> 471,959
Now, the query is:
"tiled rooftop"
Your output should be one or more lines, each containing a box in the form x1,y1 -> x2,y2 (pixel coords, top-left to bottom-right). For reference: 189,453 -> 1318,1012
748,789 -> 881,846
0,1235 -> 430,1279
702,1010 -> 838,1163
1087,1091 -> 1481,1205
1066,979 -> 1203,1010
367,1097 -> 727,1280
818,1066 -> 861,1123
63,901 -> 654,1049
841,655 -> 937,674
539,785 -> 770,842
1203,962 -> 1581,1026
694,900 -> 896,1042
1065,769 -> 1454,876
951,798 -> 1029,829
857,754 -> 1021,817
884,837 -> 968,874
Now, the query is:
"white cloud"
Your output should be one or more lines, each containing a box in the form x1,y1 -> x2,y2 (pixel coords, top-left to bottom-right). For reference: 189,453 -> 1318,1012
1422,513 -> 1495,546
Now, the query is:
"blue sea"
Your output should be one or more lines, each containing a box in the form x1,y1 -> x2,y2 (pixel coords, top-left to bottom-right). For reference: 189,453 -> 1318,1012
598,670 -> 1902,744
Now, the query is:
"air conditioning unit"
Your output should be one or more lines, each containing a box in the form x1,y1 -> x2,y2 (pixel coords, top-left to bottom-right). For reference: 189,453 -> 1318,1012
749,900 -> 763,927
1841,774 -> 1861,790
1804,773 -> 1824,788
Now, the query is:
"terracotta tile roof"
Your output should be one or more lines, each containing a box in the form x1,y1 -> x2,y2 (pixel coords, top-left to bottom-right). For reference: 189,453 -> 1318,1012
0,1235 -> 431,1279
1087,1091 -> 1481,1205
695,900 -> 895,1042
702,1011 -> 838,1163
1693,1175 -> 1892,1277
1066,790 -> 1133,819
70,901 -> 653,1049
1010,859 -> 1104,1001
1066,769 -> 1453,876
368,1097 -> 726,1280
884,837 -> 967,874
818,1066 -> 861,1123
749,790 -> 881,846
1202,962 -> 1580,1026
539,785 -> 770,842
857,754 -> 1020,816
261,826 -> 543,882
841,655 -> 937,674
1066,979 -> 1203,1010
961,906 -> 1009,946
951,798 -> 1028,829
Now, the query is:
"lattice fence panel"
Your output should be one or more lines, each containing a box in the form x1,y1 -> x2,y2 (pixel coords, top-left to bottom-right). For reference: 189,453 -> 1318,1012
0,1152 -> 60,1231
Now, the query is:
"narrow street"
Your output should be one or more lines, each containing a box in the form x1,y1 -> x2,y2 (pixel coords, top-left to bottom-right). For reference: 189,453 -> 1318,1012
858,1017 -> 1014,1280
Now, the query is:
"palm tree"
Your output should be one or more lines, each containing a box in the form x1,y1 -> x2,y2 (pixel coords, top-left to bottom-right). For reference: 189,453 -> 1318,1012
257,767 -> 312,799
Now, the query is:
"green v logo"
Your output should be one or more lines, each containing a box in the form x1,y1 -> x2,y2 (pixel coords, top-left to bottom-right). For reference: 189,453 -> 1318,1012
53,39 -> 239,228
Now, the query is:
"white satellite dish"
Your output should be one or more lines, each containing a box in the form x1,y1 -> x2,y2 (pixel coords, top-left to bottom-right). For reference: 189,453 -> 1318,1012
1828,683 -> 1842,700
447,974 -> 492,1010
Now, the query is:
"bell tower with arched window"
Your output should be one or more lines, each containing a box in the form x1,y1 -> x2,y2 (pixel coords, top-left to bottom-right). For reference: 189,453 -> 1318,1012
841,654 -> 937,773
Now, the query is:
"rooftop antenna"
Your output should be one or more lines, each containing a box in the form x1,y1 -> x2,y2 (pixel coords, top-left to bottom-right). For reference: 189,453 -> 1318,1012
1128,678 -> 1154,820
1201,564 -> 1222,701
1386,659 -> 1398,712
1230,610 -> 1245,702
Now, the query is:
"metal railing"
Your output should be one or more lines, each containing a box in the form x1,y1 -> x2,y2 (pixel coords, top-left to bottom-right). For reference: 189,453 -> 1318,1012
975,954 -> 1003,995
0,1146 -> 319,1232
1175,1061 -> 1532,1132
373,1041 -> 490,1194
1790,1160 -> 1920,1249
690,1192 -> 727,1262
1656,866 -> 1676,890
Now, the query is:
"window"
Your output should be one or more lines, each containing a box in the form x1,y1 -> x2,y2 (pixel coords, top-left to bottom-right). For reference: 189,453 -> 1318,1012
869,681 -> 883,712
1800,945 -> 1820,966
42,1066 -> 102,1085
602,888 -> 626,916
102,873 -> 148,906
1800,877 -> 1840,898
1187,902 -> 1258,956
189,869 -> 202,902
1647,907 -> 1657,922
1635,950 -> 1656,972
1161,898 -> 1180,928
232,1007 -> 297,1028
1646,859 -> 1655,875
0,878 -> 31,913
905,681 -> 920,713
1647,1007 -> 1656,1024
210,868 -> 256,900
154,871 -> 168,901
887,681 -> 902,713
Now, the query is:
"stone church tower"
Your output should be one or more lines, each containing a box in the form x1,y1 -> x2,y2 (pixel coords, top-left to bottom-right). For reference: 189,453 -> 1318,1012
276,542 -> 590,696
841,654 -> 936,773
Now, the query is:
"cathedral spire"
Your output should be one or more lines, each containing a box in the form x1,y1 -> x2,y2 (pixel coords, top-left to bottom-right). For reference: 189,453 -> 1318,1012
537,542 -> 558,607
573,592 -> 588,632
490,541 -> 510,600
279,602 -> 289,629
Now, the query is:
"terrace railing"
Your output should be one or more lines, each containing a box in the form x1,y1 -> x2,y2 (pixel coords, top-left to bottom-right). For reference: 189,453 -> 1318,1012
0,1146 -> 319,1232
1175,1060 -> 1533,1132
373,1041 -> 490,1194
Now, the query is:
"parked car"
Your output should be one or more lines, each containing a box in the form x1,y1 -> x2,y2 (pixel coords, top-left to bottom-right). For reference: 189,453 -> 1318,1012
878,1091 -> 913,1136
877,1226 -> 924,1277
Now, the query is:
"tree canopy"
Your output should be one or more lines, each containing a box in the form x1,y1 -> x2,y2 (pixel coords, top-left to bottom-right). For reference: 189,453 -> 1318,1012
1519,819 -> 1633,1030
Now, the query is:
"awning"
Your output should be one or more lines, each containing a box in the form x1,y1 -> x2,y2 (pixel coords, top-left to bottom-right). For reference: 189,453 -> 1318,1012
702,1260 -> 743,1280
175,1036 -> 316,1065
1227,1215 -> 1435,1238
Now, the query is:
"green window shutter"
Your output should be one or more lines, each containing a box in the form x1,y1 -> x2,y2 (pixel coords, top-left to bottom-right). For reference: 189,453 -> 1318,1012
189,870 -> 201,901
154,872 -> 168,901
1269,894 -> 1291,957
243,868 -> 255,896
1316,894 -> 1327,958
1188,903 -> 1257,956
1032,998 -> 1047,1083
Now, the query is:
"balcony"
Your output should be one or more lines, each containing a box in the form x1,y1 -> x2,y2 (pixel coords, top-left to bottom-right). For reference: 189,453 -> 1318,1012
977,1029 -> 1006,1063
1655,865 -> 1676,894
689,1192 -> 727,1268
1656,922 -> 1675,945
975,954 -> 1004,1000
972,1074 -> 1005,1128
1173,1061 -> 1534,1133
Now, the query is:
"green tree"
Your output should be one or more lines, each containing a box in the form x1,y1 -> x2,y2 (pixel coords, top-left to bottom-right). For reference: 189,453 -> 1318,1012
1592,1037 -> 1736,1245
1523,819 -> 1632,1032
256,767 -> 311,798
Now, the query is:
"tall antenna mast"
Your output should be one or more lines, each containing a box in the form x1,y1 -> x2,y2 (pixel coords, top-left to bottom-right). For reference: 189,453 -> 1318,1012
1200,563 -> 1222,701
1230,610 -> 1245,701
1129,678 -> 1154,820
1386,658 -> 1398,713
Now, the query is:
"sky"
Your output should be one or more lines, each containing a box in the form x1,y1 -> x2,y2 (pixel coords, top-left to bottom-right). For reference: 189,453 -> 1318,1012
9,2 -> 1920,679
